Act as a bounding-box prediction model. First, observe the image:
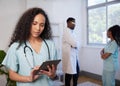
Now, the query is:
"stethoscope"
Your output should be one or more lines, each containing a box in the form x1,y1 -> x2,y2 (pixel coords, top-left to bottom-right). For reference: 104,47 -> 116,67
24,39 -> 50,69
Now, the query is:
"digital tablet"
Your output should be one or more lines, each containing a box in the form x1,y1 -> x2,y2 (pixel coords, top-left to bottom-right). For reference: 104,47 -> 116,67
34,59 -> 61,75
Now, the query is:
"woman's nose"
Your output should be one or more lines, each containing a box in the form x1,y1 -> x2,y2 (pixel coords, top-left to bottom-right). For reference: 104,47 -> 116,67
36,25 -> 41,30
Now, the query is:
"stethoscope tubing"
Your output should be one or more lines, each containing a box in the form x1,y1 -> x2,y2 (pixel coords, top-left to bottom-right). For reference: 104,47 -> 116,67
23,39 -> 50,68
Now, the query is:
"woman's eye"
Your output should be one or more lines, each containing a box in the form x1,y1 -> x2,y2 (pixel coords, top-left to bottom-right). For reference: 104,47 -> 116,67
32,22 -> 37,25
32,21 -> 45,27
40,24 -> 45,27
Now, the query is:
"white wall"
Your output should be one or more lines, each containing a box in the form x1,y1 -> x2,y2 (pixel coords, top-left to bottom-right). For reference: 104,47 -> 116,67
80,47 -> 103,75
0,0 -> 26,51
26,0 -> 82,35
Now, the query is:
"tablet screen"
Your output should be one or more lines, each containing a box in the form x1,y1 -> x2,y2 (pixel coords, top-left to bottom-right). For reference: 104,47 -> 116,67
34,59 -> 61,75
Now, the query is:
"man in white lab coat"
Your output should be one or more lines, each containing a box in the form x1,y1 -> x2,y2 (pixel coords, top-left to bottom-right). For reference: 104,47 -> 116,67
62,17 -> 79,86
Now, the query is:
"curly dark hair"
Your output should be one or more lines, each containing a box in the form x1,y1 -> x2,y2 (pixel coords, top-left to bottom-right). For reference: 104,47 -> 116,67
108,25 -> 120,46
9,7 -> 52,47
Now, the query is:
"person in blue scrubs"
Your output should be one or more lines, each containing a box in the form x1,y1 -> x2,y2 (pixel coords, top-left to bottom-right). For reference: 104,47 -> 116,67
2,7 -> 58,86
100,25 -> 120,86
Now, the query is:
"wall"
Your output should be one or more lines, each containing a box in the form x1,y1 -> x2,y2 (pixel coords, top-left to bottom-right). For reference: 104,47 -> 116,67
80,47 -> 103,75
0,0 -> 26,51
26,0 -> 82,35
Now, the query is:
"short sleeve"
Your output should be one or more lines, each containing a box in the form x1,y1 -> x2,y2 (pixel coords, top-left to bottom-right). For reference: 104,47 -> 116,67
2,43 -> 19,72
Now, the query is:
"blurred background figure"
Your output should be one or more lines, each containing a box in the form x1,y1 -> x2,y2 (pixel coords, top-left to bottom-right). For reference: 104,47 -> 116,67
100,25 -> 120,86
62,17 -> 80,86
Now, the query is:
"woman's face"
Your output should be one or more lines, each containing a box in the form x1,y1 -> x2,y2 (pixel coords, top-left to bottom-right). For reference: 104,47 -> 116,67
30,13 -> 45,38
107,30 -> 113,39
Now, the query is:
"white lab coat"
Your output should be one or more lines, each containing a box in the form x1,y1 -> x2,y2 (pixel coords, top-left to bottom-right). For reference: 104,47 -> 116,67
62,27 -> 79,74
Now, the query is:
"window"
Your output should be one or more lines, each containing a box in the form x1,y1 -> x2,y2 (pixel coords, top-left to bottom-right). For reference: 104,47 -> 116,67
87,0 -> 120,45
88,0 -> 105,6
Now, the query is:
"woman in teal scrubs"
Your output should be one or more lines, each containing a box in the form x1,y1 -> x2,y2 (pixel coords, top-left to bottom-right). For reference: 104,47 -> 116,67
100,25 -> 120,86
2,7 -> 58,86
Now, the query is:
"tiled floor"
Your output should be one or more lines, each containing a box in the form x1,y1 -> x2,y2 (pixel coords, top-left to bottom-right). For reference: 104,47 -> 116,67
78,75 -> 102,86
77,81 -> 101,86
1,74 -> 119,86
57,75 -> 102,86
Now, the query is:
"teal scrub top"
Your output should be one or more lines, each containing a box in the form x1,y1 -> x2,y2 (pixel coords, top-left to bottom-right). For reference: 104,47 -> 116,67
103,40 -> 119,71
2,40 -> 58,86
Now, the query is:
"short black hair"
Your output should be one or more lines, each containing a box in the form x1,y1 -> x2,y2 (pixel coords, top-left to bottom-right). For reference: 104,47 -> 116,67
66,17 -> 75,23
